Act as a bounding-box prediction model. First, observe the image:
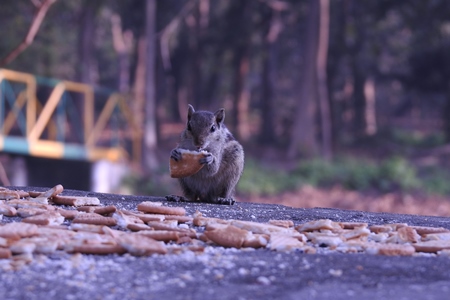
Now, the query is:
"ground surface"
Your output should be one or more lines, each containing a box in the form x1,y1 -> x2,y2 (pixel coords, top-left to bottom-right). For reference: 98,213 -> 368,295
2,187 -> 450,300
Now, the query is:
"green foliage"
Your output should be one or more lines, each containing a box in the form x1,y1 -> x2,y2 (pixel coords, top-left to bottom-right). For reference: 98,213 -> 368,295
239,156 -> 432,197
331,157 -> 380,191
389,129 -> 446,148
293,157 -> 392,191
421,167 -> 450,196
121,168 -> 177,196
375,157 -> 421,191
237,159 -> 297,196
291,158 -> 336,187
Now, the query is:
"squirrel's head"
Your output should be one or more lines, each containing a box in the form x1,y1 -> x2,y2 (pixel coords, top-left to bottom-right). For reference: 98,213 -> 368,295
185,104 -> 225,150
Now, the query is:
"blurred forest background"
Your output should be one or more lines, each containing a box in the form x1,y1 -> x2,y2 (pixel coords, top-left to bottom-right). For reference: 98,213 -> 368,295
2,0 -> 450,216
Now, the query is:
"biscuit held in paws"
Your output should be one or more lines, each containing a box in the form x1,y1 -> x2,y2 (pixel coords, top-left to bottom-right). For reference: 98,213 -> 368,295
170,149 -> 208,178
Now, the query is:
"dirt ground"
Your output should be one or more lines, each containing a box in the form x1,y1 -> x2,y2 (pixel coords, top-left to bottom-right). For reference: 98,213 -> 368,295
241,185 -> 450,217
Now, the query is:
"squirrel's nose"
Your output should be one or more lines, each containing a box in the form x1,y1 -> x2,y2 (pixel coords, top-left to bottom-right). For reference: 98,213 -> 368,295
194,140 -> 204,149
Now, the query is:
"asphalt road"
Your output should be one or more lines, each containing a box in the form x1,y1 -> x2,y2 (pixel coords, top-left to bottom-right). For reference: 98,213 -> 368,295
2,187 -> 450,300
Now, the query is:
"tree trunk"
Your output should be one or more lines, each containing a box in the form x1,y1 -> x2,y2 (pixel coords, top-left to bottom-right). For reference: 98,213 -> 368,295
187,3 -> 202,108
76,1 -> 101,144
444,86 -> 450,142
352,60 -> 367,138
326,2 -> 347,149
364,77 -> 377,135
232,47 -> 251,141
132,37 -> 147,141
111,14 -> 133,93
316,0 -> 332,160
259,11 -> 282,145
348,0 -> 367,139
143,0 -> 158,171
77,1 -> 101,85
288,0 -> 319,159
260,49 -> 275,145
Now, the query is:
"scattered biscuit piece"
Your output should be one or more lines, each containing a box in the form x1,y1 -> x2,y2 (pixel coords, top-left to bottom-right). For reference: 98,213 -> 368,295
422,232 -> 450,241
413,240 -> 450,253
137,201 -> 186,216
38,184 -> 64,198
366,243 -> 416,256
122,210 -> 166,222
339,222 -> 368,230
9,240 -> 36,254
53,196 -> 101,207
306,232 -> 344,248
341,227 -> 371,241
0,190 -> 20,200
70,223 -> 106,234
94,206 -> 117,215
16,207 -> 47,218
118,234 -> 168,256
164,215 -> 193,223
0,247 -> 12,259
232,220 -> 297,235
54,208 -> 79,219
136,230 -> 185,243
243,233 -> 269,248
0,203 -> 17,217
6,200 -> 55,211
193,211 -> 229,227
204,225 -> 249,249
268,220 -> 294,228
77,205 -> 117,215
65,242 -> 126,255
0,223 -> 38,239
112,211 -> 145,230
77,206 -> 97,213
296,219 -> 343,233
409,226 -> 450,236
72,213 -> 117,226
147,221 -> 196,237
397,226 -> 421,243
269,233 -> 304,251
22,212 -> 65,226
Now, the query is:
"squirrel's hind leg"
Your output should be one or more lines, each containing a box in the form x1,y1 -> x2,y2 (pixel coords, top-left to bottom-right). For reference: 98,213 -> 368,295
206,197 -> 235,205
165,195 -> 189,202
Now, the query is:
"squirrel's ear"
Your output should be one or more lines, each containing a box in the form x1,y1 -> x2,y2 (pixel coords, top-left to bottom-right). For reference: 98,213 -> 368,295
188,104 -> 195,120
215,108 -> 225,126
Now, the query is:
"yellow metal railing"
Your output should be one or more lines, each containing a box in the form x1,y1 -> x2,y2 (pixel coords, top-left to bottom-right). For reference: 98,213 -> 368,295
0,68 -> 141,163
0,69 -> 37,136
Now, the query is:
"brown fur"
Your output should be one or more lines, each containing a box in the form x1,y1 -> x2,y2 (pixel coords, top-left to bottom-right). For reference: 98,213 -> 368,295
169,105 -> 244,205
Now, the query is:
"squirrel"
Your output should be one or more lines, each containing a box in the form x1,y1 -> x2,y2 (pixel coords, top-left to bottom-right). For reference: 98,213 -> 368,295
166,104 -> 244,205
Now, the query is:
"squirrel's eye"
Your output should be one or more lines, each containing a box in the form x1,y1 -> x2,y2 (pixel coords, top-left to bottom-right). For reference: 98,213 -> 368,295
210,125 -> 216,132
187,123 -> 192,131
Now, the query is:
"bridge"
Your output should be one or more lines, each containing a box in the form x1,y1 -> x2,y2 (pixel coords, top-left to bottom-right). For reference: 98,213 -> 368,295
0,68 -> 141,163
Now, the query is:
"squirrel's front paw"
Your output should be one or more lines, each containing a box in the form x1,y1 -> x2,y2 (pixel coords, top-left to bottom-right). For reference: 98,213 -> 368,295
199,152 -> 213,165
170,149 -> 182,161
